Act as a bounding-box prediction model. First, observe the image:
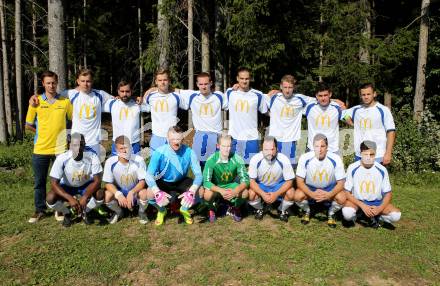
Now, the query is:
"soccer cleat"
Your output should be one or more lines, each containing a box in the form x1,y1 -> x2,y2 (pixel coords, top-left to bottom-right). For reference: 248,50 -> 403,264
369,216 -> 380,229
279,211 -> 289,222
180,208 -> 193,225
254,209 -> 264,220
155,209 -> 167,226
62,213 -> 73,227
108,212 -> 120,225
28,212 -> 45,223
301,213 -> 310,225
342,219 -> 355,228
208,210 -> 216,223
54,211 -> 64,222
231,207 -> 242,222
96,206 -> 108,217
327,215 -> 337,228
138,211 -> 149,225
83,211 -> 94,225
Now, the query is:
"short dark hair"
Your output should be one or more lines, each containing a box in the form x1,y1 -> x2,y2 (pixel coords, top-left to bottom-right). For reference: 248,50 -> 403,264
359,82 -> 375,92
117,80 -> 132,90
68,132 -> 85,146
360,140 -> 377,152
115,135 -> 131,145
40,70 -> 58,82
76,68 -> 94,79
196,72 -> 211,81
316,82 -> 332,93
313,134 -> 328,146
237,67 -> 251,76
168,125 -> 184,134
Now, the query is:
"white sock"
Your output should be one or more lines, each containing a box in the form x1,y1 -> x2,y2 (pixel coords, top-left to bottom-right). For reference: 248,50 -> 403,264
106,200 -> 123,216
278,200 -> 294,212
249,197 -> 263,210
296,200 -> 310,214
139,199 -> 148,213
342,207 -> 357,221
85,197 -> 98,213
328,201 -> 342,216
47,200 -> 70,215
380,212 -> 401,223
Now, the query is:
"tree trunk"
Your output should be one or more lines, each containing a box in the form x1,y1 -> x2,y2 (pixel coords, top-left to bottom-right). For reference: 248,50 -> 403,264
414,0 -> 430,123
138,0 -> 145,144
83,0 -> 87,69
384,92 -> 392,109
32,0 -> 38,94
15,0 -> 23,139
0,0 -> 12,137
48,0 -> 67,91
202,31 -> 209,73
214,3 -> 224,91
0,52 -> 6,143
157,0 -> 169,69
187,0 -> 194,129
359,0 -> 371,64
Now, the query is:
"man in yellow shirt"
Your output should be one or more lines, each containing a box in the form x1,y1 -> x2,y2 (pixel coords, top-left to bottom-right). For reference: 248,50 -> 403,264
25,71 -> 73,223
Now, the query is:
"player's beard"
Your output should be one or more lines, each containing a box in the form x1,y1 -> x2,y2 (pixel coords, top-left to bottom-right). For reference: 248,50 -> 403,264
264,152 -> 276,163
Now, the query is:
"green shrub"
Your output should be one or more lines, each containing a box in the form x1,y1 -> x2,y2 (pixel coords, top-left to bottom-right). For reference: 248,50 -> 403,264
391,105 -> 440,172
0,139 -> 33,169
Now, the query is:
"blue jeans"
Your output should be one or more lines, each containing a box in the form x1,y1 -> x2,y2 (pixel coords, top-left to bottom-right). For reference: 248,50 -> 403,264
32,154 -> 56,213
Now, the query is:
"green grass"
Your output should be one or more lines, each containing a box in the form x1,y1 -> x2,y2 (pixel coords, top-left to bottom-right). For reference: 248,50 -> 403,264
1,161 -> 439,285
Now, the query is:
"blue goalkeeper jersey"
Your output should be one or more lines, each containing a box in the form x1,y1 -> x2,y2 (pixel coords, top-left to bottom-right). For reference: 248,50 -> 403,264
146,144 -> 203,188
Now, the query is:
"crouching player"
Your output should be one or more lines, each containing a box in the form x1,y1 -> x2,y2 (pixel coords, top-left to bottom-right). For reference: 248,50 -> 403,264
202,133 -> 249,223
46,133 -> 103,227
342,141 -> 401,228
145,126 -> 203,225
103,136 -> 149,224
295,134 -> 346,227
248,136 -> 295,222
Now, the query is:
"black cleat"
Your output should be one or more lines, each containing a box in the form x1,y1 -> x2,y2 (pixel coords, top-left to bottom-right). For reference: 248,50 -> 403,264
254,209 -> 264,220
279,211 -> 289,222
83,212 -> 94,225
369,216 -> 380,229
342,220 -> 355,228
62,213 -> 73,227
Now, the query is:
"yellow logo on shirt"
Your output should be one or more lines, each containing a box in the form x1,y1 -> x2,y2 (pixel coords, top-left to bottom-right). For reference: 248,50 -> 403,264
360,180 -> 376,195
221,171 -> 233,182
262,172 -> 277,184
359,118 -> 372,130
71,170 -> 89,182
79,104 -> 97,119
315,114 -> 331,128
235,99 -> 249,113
120,174 -> 136,187
119,107 -> 132,120
312,169 -> 329,183
199,103 -> 214,117
154,99 -> 169,112
280,105 -> 294,118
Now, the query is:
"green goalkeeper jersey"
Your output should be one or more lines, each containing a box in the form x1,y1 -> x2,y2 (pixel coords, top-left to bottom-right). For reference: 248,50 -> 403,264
203,151 -> 250,190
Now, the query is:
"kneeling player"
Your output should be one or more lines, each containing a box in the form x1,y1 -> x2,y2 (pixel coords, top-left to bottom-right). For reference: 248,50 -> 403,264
202,133 -> 249,222
342,141 -> 401,228
248,136 -> 295,222
145,126 -> 203,225
295,134 -> 346,227
46,133 -> 103,227
103,135 -> 149,224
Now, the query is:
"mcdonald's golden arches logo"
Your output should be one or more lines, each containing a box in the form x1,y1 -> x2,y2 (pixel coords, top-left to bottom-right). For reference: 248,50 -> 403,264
262,172 -> 277,184
221,171 -> 233,182
312,169 -> 329,183
71,170 -> 89,182
359,118 -> 372,130
235,99 -> 249,113
280,105 -> 294,118
154,99 -> 169,112
315,113 -> 331,128
199,103 -> 214,117
119,107 -> 132,120
359,180 -> 376,195
120,174 -> 136,187
79,104 -> 97,119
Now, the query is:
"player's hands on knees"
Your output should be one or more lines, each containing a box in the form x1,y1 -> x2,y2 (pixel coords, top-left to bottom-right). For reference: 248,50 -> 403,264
68,197 -> 81,213
360,204 -> 375,217
126,191 -> 135,210
370,206 -> 382,216
315,189 -> 329,202
115,191 -> 128,208
223,189 -> 235,201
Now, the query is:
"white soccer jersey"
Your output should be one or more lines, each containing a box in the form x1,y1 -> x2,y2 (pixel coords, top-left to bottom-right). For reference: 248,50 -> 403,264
296,151 -> 345,189
103,154 -> 147,191
63,89 -> 113,145
305,102 -> 343,152
145,92 -> 183,137
50,150 -> 102,187
345,103 -> 395,158
344,161 -> 391,202
226,88 -> 267,140
248,152 -> 295,187
179,90 -> 227,133
102,99 -> 148,143
267,93 -> 315,142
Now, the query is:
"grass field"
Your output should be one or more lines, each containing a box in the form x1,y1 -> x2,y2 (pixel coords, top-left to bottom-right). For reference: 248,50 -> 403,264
1,162 -> 439,285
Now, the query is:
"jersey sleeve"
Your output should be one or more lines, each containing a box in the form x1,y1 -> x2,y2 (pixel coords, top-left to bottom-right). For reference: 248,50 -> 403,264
343,107 -> 354,120
381,168 -> 392,193
235,155 -> 250,187
295,155 -> 307,179
383,107 -> 396,132
189,149 -> 203,187
334,155 -> 346,181
90,153 -> 103,176
99,90 -> 114,105
146,150 -> 161,188
66,100 -> 73,120
299,94 -> 317,105
281,157 -> 295,180
258,92 -> 268,114
248,155 -> 259,179
136,159 -> 147,181
202,157 -> 216,190
25,105 -> 37,126
220,91 -> 228,109
344,165 -> 354,192
102,98 -> 114,113
177,89 -> 195,110
49,155 -> 65,180
102,159 -> 114,183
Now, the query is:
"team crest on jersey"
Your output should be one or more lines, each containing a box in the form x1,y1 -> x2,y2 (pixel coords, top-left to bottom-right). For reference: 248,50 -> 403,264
71,170 -> 89,182
79,104 -> 97,119
359,180 -> 376,195
154,99 -> 169,112
120,173 -> 136,187
235,99 -> 249,113
199,103 -> 214,117
315,114 -> 331,128
221,171 -> 233,181
261,172 -> 277,184
280,105 -> 294,118
119,107 -> 133,120
312,169 -> 329,183
359,118 -> 372,130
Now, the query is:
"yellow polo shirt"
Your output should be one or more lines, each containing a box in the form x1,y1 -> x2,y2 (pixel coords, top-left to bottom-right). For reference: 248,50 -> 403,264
25,94 -> 73,155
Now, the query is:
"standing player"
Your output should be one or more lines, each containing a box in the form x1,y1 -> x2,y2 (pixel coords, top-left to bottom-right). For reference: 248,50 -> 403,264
144,69 -> 185,151
46,133 -> 103,227
248,136 -> 296,222
145,126 -> 203,225
295,134 -> 346,227
103,136 -> 149,224
342,141 -> 401,228
25,71 -> 73,223
226,67 -> 268,164
103,81 -> 148,155
202,133 -> 249,222
305,82 -> 344,154
176,72 -> 227,165
344,83 -> 396,165
266,75 -> 316,165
